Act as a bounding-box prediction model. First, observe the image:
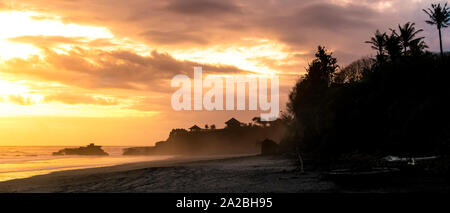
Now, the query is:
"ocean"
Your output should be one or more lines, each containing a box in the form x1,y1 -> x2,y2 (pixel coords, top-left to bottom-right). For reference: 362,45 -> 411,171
0,146 -> 171,182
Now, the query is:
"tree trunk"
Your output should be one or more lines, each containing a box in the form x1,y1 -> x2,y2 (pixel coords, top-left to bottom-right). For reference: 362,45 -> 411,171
439,27 -> 443,58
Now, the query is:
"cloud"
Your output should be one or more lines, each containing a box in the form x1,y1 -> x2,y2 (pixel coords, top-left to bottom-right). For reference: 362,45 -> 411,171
8,36 -> 117,48
0,2 -> 11,11
127,96 -> 169,112
3,0 -> 441,88
165,0 -> 241,16
1,47 -> 252,91
141,30 -> 208,45
297,3 -> 377,30
8,95 -> 34,105
11,0 -> 442,61
43,93 -> 119,105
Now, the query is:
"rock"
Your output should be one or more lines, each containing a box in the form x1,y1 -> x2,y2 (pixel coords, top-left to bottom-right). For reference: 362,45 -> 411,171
53,143 -> 109,156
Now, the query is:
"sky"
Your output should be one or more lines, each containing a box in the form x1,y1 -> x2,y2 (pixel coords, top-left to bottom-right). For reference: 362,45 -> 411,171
0,0 -> 448,146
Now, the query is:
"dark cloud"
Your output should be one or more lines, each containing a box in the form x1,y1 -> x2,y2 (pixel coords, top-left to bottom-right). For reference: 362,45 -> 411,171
5,1 -> 443,76
165,0 -> 241,16
141,1 -> 381,60
295,3 -> 377,30
141,30 -> 208,45
256,2 -> 378,50
13,0 -> 442,55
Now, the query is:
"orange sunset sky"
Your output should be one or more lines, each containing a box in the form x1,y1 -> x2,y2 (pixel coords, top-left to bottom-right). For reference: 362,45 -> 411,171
0,0 -> 445,146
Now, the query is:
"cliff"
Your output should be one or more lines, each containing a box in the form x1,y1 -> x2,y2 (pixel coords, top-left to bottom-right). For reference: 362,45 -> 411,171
123,120 -> 287,156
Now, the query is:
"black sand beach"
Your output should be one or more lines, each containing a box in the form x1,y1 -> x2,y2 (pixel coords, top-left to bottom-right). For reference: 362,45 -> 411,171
0,155 -> 448,193
0,155 -> 333,192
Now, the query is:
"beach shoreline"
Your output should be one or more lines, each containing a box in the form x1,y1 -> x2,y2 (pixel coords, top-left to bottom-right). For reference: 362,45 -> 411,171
0,154 -> 333,193
0,154 -> 448,193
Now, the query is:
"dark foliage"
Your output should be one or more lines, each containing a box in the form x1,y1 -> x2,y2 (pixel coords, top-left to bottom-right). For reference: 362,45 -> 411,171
423,3 -> 450,57
284,45 -> 450,162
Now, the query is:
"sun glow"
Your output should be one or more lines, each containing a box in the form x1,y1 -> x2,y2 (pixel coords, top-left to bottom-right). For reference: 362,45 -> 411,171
168,38 -> 292,75
0,102 -> 159,117
0,79 -> 29,95
0,41 -> 40,60
0,77 -> 158,117
0,11 -> 113,40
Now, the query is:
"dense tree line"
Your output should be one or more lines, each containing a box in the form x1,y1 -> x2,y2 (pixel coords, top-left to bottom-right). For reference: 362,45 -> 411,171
282,3 -> 450,163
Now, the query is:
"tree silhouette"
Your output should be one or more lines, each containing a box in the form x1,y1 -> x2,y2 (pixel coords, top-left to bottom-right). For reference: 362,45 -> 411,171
309,46 -> 339,86
423,3 -> 450,57
384,31 -> 402,61
409,38 -> 429,56
283,5 -> 450,166
365,30 -> 387,62
392,22 -> 425,54
334,57 -> 374,83
287,46 -> 338,126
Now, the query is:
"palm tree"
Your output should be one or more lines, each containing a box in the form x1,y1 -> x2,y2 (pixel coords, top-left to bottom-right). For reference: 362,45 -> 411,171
392,22 -> 425,54
423,3 -> 450,57
385,31 -> 402,61
410,38 -> 429,56
365,30 -> 387,62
